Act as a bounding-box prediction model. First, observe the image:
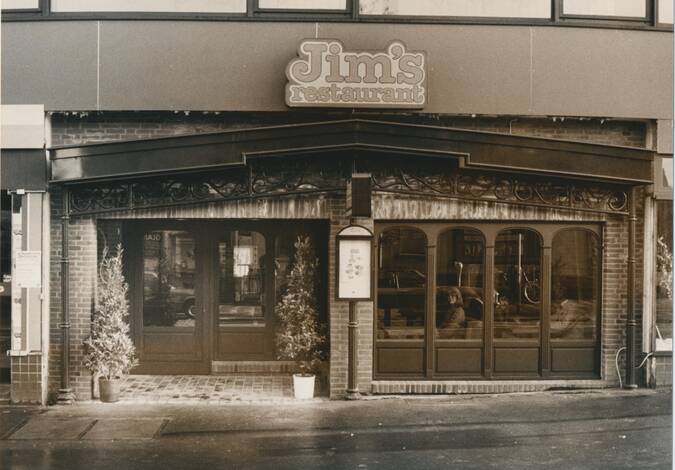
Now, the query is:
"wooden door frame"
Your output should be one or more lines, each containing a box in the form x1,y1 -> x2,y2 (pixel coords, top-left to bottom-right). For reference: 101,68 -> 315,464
125,220 -> 211,374
373,221 -> 603,380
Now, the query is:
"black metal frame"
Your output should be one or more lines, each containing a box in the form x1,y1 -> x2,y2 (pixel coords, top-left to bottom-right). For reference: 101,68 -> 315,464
558,0 -> 652,24
62,157 -> 633,219
3,0 -> 671,31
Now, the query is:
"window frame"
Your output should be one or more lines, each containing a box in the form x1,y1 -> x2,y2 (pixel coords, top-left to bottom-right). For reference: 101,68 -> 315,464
2,0 -> 671,32
558,0 -> 652,24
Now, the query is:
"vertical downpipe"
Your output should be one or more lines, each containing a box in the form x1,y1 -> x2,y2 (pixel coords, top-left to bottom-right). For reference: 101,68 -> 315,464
57,187 -> 75,404
625,187 -> 637,389
346,301 -> 360,399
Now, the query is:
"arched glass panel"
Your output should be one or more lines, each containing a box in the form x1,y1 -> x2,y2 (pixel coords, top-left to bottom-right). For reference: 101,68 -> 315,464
551,230 -> 600,340
377,228 -> 427,340
436,229 -> 484,340
217,231 -> 266,324
143,230 -> 196,328
494,229 -> 541,339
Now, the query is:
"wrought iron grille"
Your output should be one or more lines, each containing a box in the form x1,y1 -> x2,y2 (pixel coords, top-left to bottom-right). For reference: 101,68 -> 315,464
68,156 -> 629,216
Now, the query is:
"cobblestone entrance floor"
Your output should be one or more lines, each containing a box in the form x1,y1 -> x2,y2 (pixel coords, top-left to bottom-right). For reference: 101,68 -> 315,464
119,375 -> 296,403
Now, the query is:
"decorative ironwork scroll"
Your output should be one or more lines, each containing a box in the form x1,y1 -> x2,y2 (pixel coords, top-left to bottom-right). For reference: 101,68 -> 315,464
366,158 -> 628,214
68,157 -> 350,216
68,156 -> 629,216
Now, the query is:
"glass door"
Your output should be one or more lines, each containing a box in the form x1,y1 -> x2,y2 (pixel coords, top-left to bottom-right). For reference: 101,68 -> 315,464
214,230 -> 274,360
133,227 -> 208,374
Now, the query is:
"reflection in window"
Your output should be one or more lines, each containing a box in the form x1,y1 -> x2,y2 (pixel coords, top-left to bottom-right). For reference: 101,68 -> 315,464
656,201 -> 673,350
377,228 -> 426,340
143,231 -> 196,328
436,229 -> 484,340
218,231 -> 265,325
551,230 -> 600,340
494,229 -> 541,339
359,0 -> 550,18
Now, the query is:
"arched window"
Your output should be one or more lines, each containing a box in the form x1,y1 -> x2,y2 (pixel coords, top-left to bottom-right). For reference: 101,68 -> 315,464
494,229 -> 542,340
435,228 -> 484,340
377,228 -> 427,340
551,230 -> 600,340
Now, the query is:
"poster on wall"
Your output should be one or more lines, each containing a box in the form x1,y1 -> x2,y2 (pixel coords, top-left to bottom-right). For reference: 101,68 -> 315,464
338,239 -> 371,299
14,251 -> 42,288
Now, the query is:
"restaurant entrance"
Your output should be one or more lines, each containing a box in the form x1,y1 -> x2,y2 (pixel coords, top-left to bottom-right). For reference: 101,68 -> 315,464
124,220 -> 327,374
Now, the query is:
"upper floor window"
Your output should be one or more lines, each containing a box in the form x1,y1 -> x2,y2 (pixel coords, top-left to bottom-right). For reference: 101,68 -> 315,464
1,0 -> 39,10
50,0 -> 247,13
562,0 -> 647,18
257,0 -> 348,10
360,0 -> 551,18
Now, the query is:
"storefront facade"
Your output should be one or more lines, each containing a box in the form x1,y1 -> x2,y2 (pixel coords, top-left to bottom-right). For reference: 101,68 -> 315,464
1,1 -> 672,403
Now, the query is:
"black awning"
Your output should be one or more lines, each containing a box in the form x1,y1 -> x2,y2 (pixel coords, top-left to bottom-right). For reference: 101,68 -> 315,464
1,149 -> 47,191
50,119 -> 654,185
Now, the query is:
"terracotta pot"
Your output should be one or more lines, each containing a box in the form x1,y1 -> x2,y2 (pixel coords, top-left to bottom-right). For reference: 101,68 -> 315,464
292,374 -> 315,399
99,378 -> 121,403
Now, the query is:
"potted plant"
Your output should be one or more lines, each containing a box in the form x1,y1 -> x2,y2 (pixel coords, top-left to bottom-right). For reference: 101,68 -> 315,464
275,235 -> 326,399
84,245 -> 138,403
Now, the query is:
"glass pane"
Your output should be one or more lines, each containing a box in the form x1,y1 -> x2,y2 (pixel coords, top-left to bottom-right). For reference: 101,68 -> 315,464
563,0 -> 646,17
1,0 -> 39,10
377,228 -> 426,340
494,229 -> 541,339
218,231 -> 265,325
360,0 -> 550,18
656,201 -> 673,350
436,229 -> 484,340
551,230 -> 600,340
258,0 -> 346,9
143,231 -> 196,328
51,0 -> 246,13
659,0 -> 674,23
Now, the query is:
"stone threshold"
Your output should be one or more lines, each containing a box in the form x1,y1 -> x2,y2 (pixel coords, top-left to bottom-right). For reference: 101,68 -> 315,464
371,380 -> 610,395
211,361 -> 295,374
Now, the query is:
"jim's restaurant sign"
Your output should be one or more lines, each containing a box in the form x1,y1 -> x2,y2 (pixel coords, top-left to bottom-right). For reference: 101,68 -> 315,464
285,40 -> 427,109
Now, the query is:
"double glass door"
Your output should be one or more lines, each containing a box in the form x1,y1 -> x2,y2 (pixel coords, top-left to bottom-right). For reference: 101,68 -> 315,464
128,221 -> 326,373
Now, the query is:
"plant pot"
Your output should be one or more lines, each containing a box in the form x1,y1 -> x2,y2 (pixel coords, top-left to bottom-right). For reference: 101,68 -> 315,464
99,378 -> 121,403
293,374 -> 316,399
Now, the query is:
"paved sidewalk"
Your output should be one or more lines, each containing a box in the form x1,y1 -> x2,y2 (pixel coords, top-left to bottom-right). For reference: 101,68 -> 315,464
0,388 -> 671,469
118,374 -> 296,403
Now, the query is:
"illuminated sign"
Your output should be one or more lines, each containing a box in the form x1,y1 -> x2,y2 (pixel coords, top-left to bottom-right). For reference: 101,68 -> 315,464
286,39 -> 427,109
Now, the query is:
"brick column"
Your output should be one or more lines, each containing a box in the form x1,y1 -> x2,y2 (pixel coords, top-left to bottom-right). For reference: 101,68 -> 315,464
49,187 -> 98,402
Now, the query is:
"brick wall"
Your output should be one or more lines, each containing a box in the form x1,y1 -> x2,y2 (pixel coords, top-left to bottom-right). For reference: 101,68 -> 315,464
50,112 -> 648,149
46,113 -> 650,399
49,187 -> 98,403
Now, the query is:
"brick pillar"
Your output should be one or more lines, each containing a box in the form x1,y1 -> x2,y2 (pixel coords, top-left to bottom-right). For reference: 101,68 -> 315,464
49,186 -> 97,402
328,197 -> 349,398
327,194 -> 375,398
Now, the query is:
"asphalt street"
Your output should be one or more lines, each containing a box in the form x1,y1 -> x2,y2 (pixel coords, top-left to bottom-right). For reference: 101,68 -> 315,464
0,388 -> 671,469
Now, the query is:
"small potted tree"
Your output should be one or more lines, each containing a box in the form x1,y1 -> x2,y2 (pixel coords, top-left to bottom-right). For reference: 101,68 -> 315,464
275,235 -> 326,399
84,245 -> 138,403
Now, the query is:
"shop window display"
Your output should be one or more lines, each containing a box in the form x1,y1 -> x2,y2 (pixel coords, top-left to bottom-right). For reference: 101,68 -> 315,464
655,200 -> 673,350
435,229 -> 484,340
551,230 -> 600,340
494,229 -> 542,340
377,228 -> 427,340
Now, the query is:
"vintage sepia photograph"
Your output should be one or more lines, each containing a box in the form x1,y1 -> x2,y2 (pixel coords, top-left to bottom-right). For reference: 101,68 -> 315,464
0,1 -> 672,468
